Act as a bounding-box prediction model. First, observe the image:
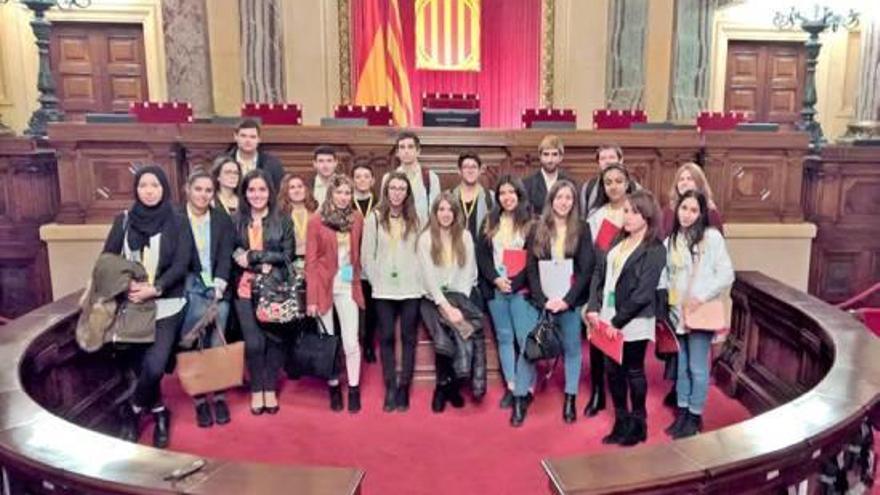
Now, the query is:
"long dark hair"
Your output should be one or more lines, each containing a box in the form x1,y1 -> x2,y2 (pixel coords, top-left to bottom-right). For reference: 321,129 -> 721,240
236,169 -> 277,228
670,190 -> 710,257
619,190 -> 662,247
482,174 -> 532,238
375,171 -> 419,238
593,163 -> 636,213
532,180 -> 583,258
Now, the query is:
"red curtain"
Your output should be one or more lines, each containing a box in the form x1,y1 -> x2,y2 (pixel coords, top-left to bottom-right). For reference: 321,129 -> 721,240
352,0 -> 542,129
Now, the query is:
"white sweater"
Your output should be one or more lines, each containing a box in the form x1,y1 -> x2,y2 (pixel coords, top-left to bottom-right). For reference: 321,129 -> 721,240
416,230 -> 478,307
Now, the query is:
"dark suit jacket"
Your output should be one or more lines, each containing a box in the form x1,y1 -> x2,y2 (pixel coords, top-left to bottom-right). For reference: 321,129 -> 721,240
587,239 -> 666,330
181,206 -> 236,299
103,211 -> 193,298
227,145 -> 285,192
525,223 -> 596,309
522,169 -> 576,215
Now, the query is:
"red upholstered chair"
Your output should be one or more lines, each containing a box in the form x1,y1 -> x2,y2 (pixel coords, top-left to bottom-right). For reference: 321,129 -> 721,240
421,92 -> 480,110
334,105 -> 394,126
696,111 -> 750,133
129,101 -> 193,123
591,109 -> 647,129
837,282 -> 880,338
521,108 -> 577,128
241,102 -> 303,125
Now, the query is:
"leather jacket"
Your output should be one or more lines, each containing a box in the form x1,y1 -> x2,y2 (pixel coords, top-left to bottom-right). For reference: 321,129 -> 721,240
231,211 -> 295,284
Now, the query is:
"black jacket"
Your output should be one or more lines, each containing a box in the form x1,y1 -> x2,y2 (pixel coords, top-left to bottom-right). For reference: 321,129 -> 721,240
587,239 -> 666,330
525,223 -> 596,309
230,211 -> 295,289
522,169 -> 576,215
227,146 -> 285,192
102,211 -> 192,298
181,206 -> 236,299
475,218 -> 529,301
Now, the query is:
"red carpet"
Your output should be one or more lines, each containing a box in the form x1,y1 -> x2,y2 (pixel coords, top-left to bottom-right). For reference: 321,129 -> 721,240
142,345 -> 756,494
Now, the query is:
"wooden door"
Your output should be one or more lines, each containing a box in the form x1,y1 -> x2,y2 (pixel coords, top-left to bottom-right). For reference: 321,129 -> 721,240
50,23 -> 148,119
725,40 -> 805,125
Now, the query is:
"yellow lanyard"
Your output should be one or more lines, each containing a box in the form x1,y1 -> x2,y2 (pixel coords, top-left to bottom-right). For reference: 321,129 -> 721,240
187,209 -> 208,253
497,216 -> 515,249
460,188 -> 479,223
612,237 -> 638,277
142,244 -> 157,285
354,195 -> 373,217
291,209 -> 308,243
553,225 -> 567,260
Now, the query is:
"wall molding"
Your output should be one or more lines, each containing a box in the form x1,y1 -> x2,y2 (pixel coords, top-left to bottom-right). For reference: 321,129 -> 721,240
540,0 -> 555,107
338,0 -> 351,105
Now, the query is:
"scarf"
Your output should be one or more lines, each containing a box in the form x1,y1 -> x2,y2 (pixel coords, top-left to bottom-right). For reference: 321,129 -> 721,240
321,204 -> 354,232
127,165 -> 174,252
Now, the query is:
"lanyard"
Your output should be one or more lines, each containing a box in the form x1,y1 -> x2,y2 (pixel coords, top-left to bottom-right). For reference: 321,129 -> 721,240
553,225 -> 567,260
354,195 -> 373,217
460,187 -> 480,222
612,237 -> 638,278
291,209 -> 308,243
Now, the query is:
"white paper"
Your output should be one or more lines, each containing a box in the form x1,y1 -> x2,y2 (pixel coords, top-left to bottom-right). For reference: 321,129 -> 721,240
539,258 -> 573,300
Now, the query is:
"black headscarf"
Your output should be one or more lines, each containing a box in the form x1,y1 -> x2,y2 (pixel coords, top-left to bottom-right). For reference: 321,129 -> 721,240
127,165 -> 174,252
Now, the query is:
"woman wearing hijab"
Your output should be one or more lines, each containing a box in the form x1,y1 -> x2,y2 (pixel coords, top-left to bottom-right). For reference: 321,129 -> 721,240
102,165 -> 192,448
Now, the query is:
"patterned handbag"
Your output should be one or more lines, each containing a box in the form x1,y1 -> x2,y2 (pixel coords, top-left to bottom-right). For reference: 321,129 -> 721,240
252,265 -> 305,324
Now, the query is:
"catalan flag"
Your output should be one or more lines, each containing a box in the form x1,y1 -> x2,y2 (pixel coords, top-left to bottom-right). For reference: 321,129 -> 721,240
354,0 -> 414,126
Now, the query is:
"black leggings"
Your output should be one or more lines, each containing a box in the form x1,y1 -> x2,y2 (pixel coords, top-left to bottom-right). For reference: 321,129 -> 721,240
236,298 -> 285,393
589,342 -> 605,393
131,311 -> 184,409
360,280 -> 378,350
606,340 -> 649,419
375,298 -> 421,388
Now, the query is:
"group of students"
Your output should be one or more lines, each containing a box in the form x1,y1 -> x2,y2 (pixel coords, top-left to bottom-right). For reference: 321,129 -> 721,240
106,119 -> 733,450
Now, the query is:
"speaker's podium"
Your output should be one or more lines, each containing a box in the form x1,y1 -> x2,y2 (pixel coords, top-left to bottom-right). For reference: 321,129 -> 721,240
421,92 -> 480,128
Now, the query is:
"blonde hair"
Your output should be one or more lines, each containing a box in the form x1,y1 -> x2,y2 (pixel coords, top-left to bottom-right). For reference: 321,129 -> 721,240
669,162 -> 715,209
538,135 -> 564,155
426,193 -> 467,268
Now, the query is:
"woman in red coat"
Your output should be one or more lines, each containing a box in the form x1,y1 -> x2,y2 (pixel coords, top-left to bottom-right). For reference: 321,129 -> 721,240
306,174 -> 366,413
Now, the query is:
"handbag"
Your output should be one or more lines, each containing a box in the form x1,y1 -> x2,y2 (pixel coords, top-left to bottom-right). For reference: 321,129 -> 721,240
252,264 -> 305,324
176,305 -> 244,396
289,317 -> 340,380
655,319 -> 680,354
524,310 -> 563,362
682,250 -> 726,331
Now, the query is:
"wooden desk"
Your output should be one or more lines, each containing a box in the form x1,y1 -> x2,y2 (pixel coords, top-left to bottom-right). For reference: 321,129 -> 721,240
48,123 -> 809,224
1,293 -> 364,495
543,271 -> 880,494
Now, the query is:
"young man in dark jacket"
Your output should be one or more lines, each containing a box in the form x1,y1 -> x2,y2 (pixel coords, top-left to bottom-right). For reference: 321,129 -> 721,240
228,119 -> 285,191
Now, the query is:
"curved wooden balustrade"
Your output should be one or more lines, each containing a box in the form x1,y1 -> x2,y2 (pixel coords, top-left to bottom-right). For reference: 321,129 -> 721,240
543,271 -> 880,494
0,292 -> 364,495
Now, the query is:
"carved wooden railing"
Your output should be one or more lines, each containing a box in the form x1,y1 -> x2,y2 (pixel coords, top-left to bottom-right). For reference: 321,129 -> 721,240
0,293 -> 364,494
543,271 -> 880,494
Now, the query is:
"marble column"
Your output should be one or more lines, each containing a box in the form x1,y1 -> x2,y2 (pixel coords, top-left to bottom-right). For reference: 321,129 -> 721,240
855,16 -> 880,121
162,0 -> 214,116
239,0 -> 286,103
605,0 -> 647,109
667,0 -> 715,121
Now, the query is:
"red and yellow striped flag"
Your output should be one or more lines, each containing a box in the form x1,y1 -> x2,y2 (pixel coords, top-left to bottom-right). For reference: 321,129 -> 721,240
354,0 -> 413,126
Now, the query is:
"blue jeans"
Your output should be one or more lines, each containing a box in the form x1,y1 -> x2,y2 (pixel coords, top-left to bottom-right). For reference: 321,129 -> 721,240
676,331 -> 713,414
182,274 -> 230,348
487,291 -> 539,389
514,307 -> 583,396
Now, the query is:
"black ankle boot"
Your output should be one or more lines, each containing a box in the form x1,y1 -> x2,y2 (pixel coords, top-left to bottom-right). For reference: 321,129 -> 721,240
445,381 -> 465,409
620,416 -> 647,446
563,394 -> 577,423
152,408 -> 171,449
348,386 -> 361,413
119,403 -> 141,442
363,346 -> 376,363
583,387 -> 606,417
213,398 -> 231,425
510,396 -> 527,427
383,387 -> 397,412
672,412 -> 702,439
431,385 -> 446,413
329,384 -> 344,412
396,385 -> 410,412
665,407 -> 688,437
195,401 -> 213,428
602,412 -> 629,444
499,390 -> 514,409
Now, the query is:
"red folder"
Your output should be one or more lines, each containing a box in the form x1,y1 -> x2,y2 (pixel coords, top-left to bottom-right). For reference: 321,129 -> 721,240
595,219 -> 621,251
502,249 -> 527,277
589,320 -> 624,364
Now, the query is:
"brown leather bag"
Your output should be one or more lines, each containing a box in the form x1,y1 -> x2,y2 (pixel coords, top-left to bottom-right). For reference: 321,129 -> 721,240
176,304 -> 244,396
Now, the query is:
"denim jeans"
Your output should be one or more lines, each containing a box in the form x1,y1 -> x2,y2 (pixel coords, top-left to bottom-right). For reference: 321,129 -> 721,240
181,274 -> 230,348
514,306 -> 582,396
487,291 -> 539,389
676,331 -> 713,414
